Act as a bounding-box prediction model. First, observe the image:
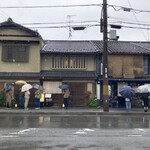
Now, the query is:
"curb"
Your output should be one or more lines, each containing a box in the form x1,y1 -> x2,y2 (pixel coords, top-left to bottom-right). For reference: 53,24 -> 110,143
0,108 -> 149,115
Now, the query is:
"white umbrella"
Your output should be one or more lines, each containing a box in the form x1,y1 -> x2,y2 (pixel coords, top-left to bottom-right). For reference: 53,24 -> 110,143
21,83 -> 32,92
136,84 -> 150,93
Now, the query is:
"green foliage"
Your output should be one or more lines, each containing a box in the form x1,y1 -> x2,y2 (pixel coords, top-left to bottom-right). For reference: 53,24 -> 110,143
88,95 -> 97,107
0,89 -> 6,107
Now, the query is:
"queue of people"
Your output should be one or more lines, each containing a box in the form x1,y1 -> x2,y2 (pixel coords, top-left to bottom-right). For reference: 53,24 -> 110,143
4,83 -> 71,110
5,83 -> 44,110
5,84 -> 56,110
4,82 -> 149,112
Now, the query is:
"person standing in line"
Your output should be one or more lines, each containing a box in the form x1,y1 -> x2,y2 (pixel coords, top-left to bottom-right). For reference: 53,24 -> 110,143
63,88 -> 70,109
125,97 -> 131,112
6,89 -> 13,108
35,89 -> 41,109
141,93 -> 149,112
40,91 -> 45,108
19,89 -> 25,109
24,90 -> 30,110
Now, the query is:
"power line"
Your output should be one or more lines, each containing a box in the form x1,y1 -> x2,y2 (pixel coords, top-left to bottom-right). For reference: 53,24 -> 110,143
0,4 -> 101,9
22,19 -> 150,28
127,0 -> 147,40
108,4 -> 150,14
109,20 -> 150,27
21,20 -> 100,26
109,16 -> 150,25
25,22 -> 150,30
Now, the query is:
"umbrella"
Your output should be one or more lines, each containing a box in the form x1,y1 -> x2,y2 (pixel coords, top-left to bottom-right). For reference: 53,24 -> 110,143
15,80 -> 27,85
4,83 -> 14,93
58,84 -> 69,90
136,84 -> 150,93
32,83 -> 43,90
119,85 -> 135,98
21,83 -> 32,92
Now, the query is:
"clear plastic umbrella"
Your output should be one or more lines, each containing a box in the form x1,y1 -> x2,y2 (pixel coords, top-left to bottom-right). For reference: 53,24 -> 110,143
136,84 -> 150,93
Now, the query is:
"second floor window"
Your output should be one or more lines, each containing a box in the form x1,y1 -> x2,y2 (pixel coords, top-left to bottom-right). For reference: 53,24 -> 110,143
52,55 -> 86,69
144,55 -> 150,75
2,42 -> 29,62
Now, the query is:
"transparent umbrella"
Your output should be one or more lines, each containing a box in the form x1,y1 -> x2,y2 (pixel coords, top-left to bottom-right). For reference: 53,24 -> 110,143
136,84 -> 150,93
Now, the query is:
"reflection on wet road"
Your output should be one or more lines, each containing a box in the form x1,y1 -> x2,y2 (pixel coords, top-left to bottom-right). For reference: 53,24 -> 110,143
0,114 -> 150,129
0,114 -> 150,149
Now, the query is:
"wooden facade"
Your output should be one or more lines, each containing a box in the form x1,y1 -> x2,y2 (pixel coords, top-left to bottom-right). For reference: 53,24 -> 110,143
0,19 -> 150,108
108,54 -> 144,78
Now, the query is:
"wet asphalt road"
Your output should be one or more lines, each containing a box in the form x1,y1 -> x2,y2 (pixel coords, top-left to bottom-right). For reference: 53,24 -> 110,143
0,114 -> 150,150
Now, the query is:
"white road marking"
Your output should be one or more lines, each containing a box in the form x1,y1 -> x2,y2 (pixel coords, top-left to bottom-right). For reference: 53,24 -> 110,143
74,131 -> 87,134
128,134 -> 142,137
0,135 -> 18,138
11,128 -> 37,135
73,128 -> 94,135
83,128 -> 94,132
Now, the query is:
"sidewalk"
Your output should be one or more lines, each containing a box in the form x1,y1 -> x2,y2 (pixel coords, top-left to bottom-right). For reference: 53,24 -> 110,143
0,107 -> 149,115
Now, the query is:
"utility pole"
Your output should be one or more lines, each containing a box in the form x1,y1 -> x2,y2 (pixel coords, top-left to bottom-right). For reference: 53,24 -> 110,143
102,0 -> 109,112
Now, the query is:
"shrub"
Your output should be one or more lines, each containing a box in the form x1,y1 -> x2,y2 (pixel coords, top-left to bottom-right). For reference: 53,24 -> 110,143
0,89 -> 6,107
88,95 -> 97,107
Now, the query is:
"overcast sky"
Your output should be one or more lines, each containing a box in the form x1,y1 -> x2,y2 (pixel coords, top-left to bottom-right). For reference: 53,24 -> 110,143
0,0 -> 150,41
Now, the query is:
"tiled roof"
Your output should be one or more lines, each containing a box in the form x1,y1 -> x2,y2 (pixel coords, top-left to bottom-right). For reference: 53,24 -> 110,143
41,70 -> 97,78
93,41 -> 150,54
41,40 -> 98,54
0,18 -> 40,37
42,40 -> 150,54
0,71 -> 97,79
0,72 -> 40,79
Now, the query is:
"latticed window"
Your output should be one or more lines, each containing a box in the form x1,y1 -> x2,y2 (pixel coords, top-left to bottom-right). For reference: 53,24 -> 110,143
52,55 -> 86,69
144,55 -> 150,75
2,42 -> 29,62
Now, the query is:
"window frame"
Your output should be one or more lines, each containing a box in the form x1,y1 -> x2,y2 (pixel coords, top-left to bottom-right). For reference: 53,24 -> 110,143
51,54 -> 86,69
2,42 -> 29,62
144,55 -> 150,75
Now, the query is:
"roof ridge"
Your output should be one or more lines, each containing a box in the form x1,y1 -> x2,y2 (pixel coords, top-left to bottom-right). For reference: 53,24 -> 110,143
131,42 -> 150,51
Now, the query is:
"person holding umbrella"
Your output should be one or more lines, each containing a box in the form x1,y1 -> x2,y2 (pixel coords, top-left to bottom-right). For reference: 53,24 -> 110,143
137,84 -> 150,112
125,97 -> 131,112
35,89 -> 41,109
140,93 -> 149,112
18,89 -> 25,109
59,84 -> 70,109
21,83 -> 32,110
6,89 -> 13,108
24,90 -> 30,110
119,85 -> 135,112
63,88 -> 70,109
4,83 -> 14,108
